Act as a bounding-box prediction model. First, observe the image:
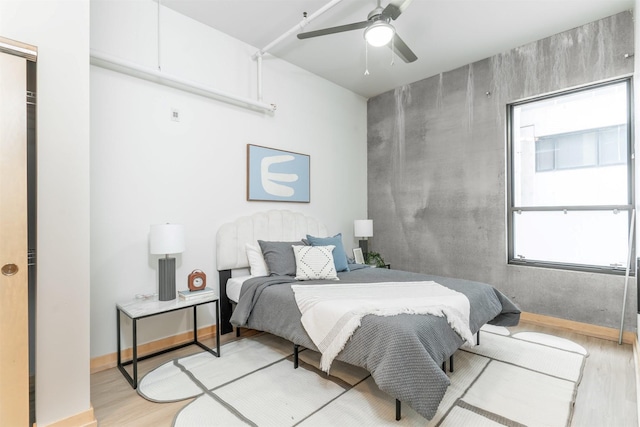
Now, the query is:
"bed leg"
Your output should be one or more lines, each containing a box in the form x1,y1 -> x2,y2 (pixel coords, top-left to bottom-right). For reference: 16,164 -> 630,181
450,354 -> 454,372
396,399 -> 401,421
477,330 -> 480,345
293,344 -> 299,369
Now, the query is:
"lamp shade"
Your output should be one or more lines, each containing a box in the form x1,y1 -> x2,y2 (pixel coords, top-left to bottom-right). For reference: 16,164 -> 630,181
364,21 -> 395,47
354,219 -> 373,238
149,223 -> 185,255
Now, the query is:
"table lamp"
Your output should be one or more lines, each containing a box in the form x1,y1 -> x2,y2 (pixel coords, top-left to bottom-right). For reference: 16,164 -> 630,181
354,219 -> 373,256
150,223 -> 185,301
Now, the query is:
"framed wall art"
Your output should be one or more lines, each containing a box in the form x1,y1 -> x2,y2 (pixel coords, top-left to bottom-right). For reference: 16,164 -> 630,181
247,144 -> 310,203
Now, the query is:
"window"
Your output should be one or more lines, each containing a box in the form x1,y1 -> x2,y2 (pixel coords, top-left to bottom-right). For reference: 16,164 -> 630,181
535,125 -> 627,172
507,79 -> 633,273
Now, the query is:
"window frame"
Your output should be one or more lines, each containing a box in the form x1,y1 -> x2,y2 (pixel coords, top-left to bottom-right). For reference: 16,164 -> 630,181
506,77 -> 635,275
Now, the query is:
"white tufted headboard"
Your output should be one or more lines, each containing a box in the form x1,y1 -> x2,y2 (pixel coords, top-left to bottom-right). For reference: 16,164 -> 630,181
216,210 -> 328,271
215,210 -> 329,335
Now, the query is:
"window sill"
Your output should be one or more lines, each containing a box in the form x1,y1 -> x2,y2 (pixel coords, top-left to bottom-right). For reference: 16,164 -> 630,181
508,259 -> 635,276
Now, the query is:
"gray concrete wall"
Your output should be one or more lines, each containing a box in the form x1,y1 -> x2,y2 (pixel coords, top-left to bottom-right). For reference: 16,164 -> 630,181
367,12 -> 637,330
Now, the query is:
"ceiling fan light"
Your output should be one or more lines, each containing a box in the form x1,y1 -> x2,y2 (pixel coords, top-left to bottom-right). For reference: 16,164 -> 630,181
364,21 -> 395,47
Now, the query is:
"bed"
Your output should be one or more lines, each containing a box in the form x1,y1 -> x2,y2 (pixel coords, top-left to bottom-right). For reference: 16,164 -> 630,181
216,210 -> 520,421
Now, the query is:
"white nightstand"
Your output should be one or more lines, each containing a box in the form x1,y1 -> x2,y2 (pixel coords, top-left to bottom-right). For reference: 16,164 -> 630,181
116,294 -> 220,389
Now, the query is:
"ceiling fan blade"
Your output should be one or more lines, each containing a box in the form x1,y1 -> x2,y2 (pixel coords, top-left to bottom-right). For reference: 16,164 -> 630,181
382,0 -> 413,20
297,20 -> 370,40
393,0 -> 414,13
389,34 -> 417,63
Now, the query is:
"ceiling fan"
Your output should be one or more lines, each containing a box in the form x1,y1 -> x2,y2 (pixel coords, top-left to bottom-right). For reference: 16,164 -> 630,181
297,0 -> 417,63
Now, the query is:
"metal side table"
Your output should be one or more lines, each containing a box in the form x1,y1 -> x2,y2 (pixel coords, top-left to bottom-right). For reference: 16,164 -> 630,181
116,294 -> 220,389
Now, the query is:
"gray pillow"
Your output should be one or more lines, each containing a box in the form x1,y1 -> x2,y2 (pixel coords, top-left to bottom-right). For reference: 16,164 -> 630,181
258,240 -> 305,276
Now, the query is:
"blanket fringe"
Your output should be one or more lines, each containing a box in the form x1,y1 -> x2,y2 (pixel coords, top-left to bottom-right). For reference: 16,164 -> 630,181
319,316 -> 363,372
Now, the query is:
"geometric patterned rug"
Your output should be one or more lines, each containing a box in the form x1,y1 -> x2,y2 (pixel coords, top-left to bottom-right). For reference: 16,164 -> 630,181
138,325 -> 588,426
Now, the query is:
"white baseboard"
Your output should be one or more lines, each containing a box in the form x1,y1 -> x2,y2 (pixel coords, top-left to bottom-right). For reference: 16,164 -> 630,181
35,406 -> 97,427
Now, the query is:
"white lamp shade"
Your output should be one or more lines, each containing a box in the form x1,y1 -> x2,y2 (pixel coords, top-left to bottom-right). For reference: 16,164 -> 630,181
150,223 -> 185,255
364,21 -> 395,47
354,219 -> 373,238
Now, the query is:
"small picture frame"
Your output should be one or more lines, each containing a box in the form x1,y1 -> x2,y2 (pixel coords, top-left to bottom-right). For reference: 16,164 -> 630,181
353,247 -> 364,264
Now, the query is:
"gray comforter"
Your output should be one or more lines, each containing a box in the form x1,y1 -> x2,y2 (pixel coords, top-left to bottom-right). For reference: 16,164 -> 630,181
230,267 -> 520,420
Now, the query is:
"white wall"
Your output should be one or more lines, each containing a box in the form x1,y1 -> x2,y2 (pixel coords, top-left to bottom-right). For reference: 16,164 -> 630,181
90,1 -> 368,358
0,0 -> 91,425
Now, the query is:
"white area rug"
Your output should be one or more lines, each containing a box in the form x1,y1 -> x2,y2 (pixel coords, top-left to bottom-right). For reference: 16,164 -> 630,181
138,326 -> 587,426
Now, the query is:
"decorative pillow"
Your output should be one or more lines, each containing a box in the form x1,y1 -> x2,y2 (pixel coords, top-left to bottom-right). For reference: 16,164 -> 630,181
245,243 -> 269,277
292,245 -> 339,281
258,240 -> 305,276
306,233 -> 350,272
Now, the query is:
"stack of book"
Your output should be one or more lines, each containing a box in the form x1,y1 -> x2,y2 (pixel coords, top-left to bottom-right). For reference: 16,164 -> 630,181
178,287 -> 215,300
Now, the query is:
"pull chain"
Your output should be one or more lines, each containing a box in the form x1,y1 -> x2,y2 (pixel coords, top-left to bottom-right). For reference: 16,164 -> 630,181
364,40 -> 370,76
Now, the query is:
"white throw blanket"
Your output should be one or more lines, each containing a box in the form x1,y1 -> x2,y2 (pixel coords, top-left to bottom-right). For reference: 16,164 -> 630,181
291,281 -> 474,372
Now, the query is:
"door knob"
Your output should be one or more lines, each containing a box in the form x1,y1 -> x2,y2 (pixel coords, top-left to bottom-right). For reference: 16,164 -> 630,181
1,264 -> 18,276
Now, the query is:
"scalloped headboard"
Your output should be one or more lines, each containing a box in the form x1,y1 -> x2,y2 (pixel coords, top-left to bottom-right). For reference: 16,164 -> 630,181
216,210 -> 328,271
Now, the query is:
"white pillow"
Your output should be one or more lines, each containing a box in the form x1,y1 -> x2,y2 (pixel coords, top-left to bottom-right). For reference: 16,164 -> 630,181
245,243 -> 269,277
292,245 -> 339,281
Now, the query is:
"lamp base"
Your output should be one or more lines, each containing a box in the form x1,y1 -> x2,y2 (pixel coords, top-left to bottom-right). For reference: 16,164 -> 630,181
158,257 -> 176,301
358,240 -> 369,258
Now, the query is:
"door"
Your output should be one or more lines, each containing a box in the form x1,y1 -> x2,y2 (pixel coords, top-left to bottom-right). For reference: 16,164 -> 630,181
0,46 -> 29,426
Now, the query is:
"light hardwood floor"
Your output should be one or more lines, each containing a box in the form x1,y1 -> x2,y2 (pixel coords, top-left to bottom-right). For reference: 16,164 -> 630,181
91,322 -> 638,426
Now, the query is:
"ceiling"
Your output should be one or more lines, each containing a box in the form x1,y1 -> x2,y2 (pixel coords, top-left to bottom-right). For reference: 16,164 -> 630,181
162,0 -> 634,99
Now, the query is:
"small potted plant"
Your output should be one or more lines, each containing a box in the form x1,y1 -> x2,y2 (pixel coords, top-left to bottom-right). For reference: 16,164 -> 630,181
365,251 -> 386,268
